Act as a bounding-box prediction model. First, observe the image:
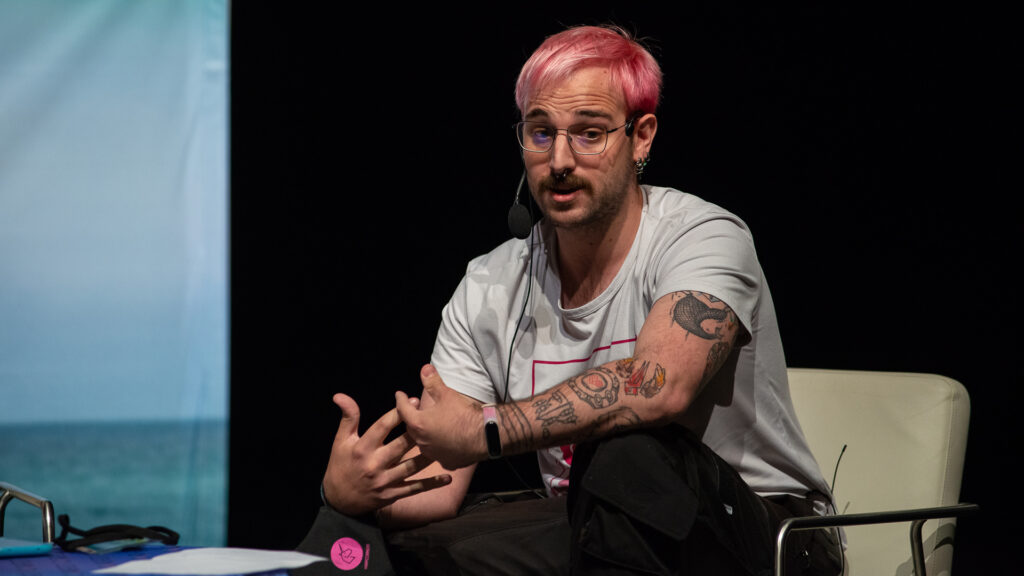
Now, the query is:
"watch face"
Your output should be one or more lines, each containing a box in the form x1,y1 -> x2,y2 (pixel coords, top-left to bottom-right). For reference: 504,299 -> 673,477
485,421 -> 501,457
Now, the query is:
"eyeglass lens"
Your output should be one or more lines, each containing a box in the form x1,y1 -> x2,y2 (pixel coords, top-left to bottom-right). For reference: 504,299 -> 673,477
517,122 -> 609,154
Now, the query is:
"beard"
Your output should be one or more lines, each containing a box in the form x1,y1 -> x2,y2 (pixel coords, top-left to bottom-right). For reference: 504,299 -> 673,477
532,154 -> 637,233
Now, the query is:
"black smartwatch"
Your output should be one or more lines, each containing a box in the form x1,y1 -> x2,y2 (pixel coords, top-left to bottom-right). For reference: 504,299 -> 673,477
482,404 -> 502,459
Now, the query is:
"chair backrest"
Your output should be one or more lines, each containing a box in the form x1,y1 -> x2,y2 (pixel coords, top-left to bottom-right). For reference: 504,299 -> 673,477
787,368 -> 970,576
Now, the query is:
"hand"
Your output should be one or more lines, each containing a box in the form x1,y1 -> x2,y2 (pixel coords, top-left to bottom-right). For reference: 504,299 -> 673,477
322,393 -> 452,517
395,364 -> 488,470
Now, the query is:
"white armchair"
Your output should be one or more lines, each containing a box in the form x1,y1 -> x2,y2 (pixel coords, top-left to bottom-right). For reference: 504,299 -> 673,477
780,368 -> 978,575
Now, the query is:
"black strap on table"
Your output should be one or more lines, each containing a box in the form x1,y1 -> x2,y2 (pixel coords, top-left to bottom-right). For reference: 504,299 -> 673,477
54,513 -> 179,552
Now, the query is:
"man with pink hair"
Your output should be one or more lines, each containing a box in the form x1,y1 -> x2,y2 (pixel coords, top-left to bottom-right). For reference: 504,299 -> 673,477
307,25 -> 842,576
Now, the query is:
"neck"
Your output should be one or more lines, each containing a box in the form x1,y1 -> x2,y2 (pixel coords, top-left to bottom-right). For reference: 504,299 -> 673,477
556,186 -> 643,309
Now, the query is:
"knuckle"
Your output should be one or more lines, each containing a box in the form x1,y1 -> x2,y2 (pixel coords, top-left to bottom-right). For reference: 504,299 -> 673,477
351,444 -> 371,460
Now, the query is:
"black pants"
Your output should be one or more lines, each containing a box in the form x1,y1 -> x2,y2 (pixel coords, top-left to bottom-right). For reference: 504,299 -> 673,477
565,426 -> 773,575
387,426 -> 840,576
300,427 -> 842,575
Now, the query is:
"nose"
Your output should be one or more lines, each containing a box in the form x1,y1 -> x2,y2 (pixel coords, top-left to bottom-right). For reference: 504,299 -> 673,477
548,131 -> 576,176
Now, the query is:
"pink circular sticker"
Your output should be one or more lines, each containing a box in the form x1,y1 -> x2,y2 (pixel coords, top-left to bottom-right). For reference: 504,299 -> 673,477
330,537 -> 364,571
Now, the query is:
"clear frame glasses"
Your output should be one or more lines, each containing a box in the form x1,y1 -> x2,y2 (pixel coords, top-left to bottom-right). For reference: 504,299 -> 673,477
515,119 -> 633,155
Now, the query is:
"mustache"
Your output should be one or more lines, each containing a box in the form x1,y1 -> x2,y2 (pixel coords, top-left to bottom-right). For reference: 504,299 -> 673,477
539,173 -> 591,192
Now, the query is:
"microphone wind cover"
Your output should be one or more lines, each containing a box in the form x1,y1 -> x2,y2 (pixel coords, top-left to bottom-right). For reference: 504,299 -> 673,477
507,203 -> 532,239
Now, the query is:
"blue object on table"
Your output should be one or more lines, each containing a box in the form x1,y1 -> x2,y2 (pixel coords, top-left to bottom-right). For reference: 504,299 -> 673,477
0,545 -> 293,576
0,536 -> 54,558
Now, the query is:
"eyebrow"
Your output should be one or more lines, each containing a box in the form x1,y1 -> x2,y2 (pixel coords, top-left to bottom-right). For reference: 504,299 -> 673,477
574,109 -> 615,121
524,109 -> 616,123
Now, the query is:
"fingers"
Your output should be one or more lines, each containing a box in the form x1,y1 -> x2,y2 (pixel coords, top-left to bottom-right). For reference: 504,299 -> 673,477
332,393 -> 360,439
384,472 -> 453,502
380,451 -> 435,485
363,406 -> 402,445
372,451 -> 451,507
394,390 -> 418,426
401,473 -> 453,496
379,432 -> 416,465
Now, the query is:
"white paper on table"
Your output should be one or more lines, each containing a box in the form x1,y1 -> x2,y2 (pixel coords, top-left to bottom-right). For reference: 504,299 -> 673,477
92,547 -> 326,575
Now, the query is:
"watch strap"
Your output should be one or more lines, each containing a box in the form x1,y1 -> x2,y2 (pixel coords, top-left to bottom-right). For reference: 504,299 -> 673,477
482,403 -> 501,459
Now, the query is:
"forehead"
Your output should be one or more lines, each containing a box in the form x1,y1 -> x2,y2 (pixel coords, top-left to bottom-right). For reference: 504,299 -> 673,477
524,66 -> 627,121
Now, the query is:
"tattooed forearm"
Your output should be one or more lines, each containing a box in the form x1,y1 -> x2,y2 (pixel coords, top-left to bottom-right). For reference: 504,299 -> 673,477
617,357 -> 668,398
614,357 -> 635,379
671,291 -> 731,339
532,390 -> 578,439
496,402 -> 534,453
635,363 -> 667,398
582,406 -> 642,441
566,367 -> 620,409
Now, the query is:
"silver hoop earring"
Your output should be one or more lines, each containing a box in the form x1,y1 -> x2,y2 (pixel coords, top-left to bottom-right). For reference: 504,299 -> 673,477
634,156 -> 650,178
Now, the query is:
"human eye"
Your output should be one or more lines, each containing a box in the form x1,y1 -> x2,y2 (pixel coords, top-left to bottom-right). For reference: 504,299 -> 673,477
526,123 -> 554,145
572,125 -> 606,143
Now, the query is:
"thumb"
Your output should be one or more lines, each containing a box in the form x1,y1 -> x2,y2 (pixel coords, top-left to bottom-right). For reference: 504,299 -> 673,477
332,393 -> 360,439
420,364 -> 447,400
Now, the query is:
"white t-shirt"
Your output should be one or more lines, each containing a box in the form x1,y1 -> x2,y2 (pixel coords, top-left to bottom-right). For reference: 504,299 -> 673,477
431,186 -> 830,501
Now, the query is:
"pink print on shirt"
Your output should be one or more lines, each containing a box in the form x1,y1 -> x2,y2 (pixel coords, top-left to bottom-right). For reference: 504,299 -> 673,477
532,337 -> 636,495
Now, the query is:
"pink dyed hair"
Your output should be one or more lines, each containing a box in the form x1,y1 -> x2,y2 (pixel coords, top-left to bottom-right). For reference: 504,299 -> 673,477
515,25 -> 662,117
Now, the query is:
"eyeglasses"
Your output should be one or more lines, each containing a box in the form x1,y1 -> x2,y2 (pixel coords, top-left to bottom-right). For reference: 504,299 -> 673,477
515,119 -> 634,155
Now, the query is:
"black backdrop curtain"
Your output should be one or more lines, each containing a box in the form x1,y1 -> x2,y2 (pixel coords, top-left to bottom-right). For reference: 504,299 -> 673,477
229,4 -> 1018,573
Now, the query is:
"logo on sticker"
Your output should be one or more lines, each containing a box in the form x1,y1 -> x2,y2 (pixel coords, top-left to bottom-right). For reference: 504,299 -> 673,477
330,537 -> 364,571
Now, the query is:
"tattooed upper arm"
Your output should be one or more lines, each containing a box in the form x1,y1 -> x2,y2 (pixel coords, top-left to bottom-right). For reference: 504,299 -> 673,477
666,290 -> 740,388
624,290 -> 741,410
670,291 -> 733,339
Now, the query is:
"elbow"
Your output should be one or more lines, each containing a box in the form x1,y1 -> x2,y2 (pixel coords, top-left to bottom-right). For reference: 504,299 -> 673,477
644,380 -> 698,424
433,489 -> 463,521
660,392 -> 695,424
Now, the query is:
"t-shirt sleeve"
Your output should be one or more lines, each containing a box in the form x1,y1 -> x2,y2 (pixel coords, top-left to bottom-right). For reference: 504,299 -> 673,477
649,214 -> 762,333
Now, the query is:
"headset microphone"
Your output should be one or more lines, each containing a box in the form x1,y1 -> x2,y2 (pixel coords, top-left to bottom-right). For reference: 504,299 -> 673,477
507,171 -> 533,239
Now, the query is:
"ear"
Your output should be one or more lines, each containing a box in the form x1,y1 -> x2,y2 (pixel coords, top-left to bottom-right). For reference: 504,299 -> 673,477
631,113 -> 658,161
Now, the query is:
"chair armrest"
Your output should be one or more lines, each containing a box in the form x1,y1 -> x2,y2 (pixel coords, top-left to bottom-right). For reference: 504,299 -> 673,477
0,482 -> 56,543
774,502 -> 979,576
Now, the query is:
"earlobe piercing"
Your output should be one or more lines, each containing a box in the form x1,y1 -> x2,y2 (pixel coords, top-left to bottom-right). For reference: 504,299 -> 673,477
635,155 -> 650,178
